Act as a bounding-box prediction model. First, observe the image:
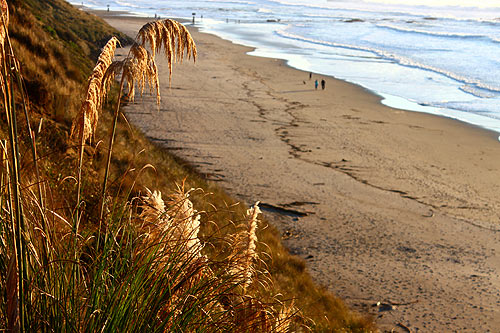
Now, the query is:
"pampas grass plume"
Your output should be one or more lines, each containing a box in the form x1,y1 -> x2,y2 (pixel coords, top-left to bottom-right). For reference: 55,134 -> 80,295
104,43 -> 160,103
139,187 -> 203,260
229,202 -> 261,290
102,19 -> 196,108
71,36 -> 119,142
136,19 -> 196,84
167,187 -> 203,258
72,19 -> 196,143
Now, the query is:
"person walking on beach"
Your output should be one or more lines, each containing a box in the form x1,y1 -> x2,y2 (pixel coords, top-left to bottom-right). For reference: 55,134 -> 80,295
315,79 -> 318,90
321,79 -> 325,90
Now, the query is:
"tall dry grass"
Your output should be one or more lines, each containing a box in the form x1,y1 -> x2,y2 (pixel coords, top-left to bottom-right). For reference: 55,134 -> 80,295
0,0 -> 8,65
69,18 -> 198,225
0,8 -> 303,331
228,203 -> 261,291
72,36 -> 119,224
71,36 -> 119,144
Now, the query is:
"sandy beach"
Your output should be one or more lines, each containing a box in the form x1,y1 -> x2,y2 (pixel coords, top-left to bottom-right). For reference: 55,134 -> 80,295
97,13 -> 500,332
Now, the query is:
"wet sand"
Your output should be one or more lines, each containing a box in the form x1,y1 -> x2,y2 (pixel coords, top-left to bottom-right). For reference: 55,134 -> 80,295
97,12 -> 500,332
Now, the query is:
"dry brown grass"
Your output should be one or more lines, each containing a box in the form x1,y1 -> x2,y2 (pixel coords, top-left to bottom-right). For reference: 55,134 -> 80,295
104,19 -> 197,107
136,19 -> 196,82
6,0 -> 132,127
135,186 -> 300,331
70,37 -> 119,143
7,4 -> 83,121
0,0 -> 9,64
104,43 -> 160,103
228,203 -> 261,291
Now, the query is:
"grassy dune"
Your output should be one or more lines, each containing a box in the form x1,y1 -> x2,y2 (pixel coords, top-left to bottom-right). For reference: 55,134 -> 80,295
0,0 -> 375,331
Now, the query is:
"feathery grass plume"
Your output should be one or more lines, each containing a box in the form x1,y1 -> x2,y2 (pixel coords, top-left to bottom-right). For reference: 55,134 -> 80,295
70,37 -> 119,143
161,19 -> 197,63
103,43 -> 160,103
138,188 -> 170,243
228,202 -> 261,290
102,18 -> 198,108
139,186 -> 203,260
166,185 -> 204,258
129,43 -> 160,100
137,188 -> 217,330
136,19 -> 196,84
99,19 -> 196,236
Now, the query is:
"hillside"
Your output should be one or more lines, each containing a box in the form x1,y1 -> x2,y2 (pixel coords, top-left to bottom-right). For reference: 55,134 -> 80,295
0,0 -> 375,331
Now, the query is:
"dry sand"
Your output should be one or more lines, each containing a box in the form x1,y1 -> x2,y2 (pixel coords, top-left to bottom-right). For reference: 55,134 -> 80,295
97,13 -> 500,332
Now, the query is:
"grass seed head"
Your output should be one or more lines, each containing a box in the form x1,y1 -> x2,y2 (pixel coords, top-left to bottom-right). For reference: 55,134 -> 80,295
167,187 -> 204,259
103,43 -> 160,104
71,36 -> 119,142
136,19 -> 196,84
228,202 -> 261,290
140,188 -> 167,223
139,187 -> 203,260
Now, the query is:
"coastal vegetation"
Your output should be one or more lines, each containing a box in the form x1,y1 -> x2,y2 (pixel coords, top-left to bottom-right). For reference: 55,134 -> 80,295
0,0 -> 375,330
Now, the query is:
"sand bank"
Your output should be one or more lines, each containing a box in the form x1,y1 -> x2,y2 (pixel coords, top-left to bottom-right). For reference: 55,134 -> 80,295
97,12 -> 500,332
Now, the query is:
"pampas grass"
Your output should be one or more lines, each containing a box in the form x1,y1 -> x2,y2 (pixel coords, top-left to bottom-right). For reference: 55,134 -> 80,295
71,36 -> 119,228
0,9 -> 299,326
136,19 -> 196,83
103,18 -> 197,106
65,17 -> 301,328
98,19 -> 197,225
134,188 -> 299,332
228,202 -> 261,291
139,186 -> 204,260
70,36 -> 119,143
166,186 -> 204,258
104,43 -> 160,103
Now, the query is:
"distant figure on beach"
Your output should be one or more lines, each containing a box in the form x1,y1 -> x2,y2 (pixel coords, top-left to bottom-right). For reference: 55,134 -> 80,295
309,72 -> 312,80
315,79 -> 318,90
321,79 -> 325,90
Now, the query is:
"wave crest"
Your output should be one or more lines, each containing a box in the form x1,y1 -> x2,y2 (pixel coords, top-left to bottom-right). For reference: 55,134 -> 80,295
276,28 -> 500,97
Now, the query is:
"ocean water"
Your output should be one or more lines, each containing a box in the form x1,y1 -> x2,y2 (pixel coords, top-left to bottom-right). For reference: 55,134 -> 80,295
75,0 -> 500,134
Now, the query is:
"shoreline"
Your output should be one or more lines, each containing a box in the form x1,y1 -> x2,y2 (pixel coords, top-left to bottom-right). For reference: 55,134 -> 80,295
78,3 -> 500,136
87,7 -> 500,138
93,10 -> 500,332
198,24 -> 500,137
